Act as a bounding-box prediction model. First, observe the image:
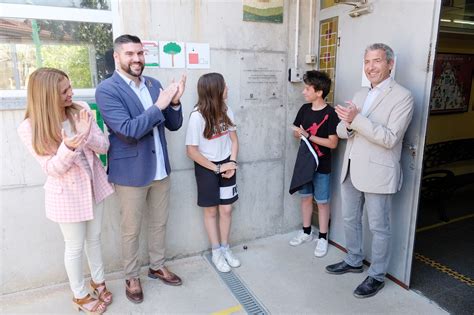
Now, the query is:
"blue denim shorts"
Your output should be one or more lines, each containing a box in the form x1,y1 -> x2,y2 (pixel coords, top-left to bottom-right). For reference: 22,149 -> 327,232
298,172 -> 331,204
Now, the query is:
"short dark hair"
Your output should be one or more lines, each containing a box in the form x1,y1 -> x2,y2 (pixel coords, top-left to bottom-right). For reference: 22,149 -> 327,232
303,71 -> 331,99
114,34 -> 141,51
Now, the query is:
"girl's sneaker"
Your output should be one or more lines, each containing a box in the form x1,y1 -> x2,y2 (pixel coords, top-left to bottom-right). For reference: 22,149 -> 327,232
289,230 -> 313,246
222,247 -> 241,268
212,249 -> 231,273
314,238 -> 328,257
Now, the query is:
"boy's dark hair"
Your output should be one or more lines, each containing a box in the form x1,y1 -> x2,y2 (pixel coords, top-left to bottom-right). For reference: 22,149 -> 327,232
303,70 -> 331,99
114,34 -> 141,51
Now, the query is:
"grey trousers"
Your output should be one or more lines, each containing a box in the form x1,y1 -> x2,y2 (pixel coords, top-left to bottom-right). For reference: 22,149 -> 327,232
115,177 -> 171,279
341,170 -> 392,282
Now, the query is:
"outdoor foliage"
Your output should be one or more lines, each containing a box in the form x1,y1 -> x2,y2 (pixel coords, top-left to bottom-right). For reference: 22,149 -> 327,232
32,0 -> 113,85
1,0 -> 112,89
42,45 -> 92,88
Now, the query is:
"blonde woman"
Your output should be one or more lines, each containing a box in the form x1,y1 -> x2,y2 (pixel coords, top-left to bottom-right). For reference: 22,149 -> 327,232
18,68 -> 114,314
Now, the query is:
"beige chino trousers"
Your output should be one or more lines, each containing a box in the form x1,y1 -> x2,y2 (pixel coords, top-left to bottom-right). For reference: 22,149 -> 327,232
115,177 -> 170,279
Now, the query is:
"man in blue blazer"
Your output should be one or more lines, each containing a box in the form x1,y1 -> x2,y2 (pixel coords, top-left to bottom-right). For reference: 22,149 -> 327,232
96,34 -> 186,304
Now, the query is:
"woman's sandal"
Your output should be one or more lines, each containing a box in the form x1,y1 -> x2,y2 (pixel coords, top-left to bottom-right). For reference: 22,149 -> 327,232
72,294 -> 107,315
90,280 -> 113,306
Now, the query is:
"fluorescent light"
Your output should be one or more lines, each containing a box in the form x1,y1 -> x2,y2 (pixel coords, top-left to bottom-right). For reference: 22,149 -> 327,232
440,18 -> 451,22
453,19 -> 474,25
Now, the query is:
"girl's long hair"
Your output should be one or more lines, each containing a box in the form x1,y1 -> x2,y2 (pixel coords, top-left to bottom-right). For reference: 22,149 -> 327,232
25,67 -> 81,155
196,72 -> 234,139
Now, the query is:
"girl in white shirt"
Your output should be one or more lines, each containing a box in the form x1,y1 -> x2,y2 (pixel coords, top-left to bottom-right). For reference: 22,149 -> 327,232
185,73 -> 240,273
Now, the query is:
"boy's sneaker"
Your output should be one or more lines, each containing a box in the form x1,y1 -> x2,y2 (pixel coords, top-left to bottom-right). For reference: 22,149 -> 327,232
314,238 -> 328,257
289,230 -> 313,246
222,247 -> 241,268
212,249 -> 231,273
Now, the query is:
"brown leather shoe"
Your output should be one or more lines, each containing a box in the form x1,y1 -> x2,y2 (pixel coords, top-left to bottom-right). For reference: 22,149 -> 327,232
125,278 -> 143,304
148,266 -> 182,286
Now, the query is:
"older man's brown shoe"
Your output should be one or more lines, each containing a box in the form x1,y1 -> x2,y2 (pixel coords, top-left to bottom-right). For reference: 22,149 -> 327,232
148,266 -> 182,286
125,278 -> 143,304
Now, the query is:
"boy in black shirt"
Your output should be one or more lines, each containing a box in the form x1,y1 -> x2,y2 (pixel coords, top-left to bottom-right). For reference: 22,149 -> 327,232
289,71 -> 339,257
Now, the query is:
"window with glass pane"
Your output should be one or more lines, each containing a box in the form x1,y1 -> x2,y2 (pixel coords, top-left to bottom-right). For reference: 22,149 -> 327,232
0,0 -> 111,10
0,17 -> 113,90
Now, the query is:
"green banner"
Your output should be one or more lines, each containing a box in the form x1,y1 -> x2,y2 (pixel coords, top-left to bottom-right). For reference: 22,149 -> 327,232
89,103 -> 107,167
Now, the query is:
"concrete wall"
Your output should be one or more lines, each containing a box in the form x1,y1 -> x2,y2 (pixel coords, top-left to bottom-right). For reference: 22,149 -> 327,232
1,0 -> 316,294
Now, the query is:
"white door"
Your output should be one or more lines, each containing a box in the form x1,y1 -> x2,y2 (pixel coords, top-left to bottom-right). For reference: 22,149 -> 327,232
319,0 -> 442,287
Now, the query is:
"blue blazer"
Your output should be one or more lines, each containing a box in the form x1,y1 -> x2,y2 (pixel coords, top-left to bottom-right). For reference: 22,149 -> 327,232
95,72 -> 183,187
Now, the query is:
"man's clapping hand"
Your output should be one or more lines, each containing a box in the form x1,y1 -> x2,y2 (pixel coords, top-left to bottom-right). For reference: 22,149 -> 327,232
171,74 -> 187,105
155,83 -> 179,110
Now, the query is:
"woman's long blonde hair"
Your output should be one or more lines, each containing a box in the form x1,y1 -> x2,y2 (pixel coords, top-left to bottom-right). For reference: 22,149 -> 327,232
25,67 -> 81,155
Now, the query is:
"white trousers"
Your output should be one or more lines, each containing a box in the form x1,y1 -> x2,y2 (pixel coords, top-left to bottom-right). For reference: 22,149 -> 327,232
58,203 -> 105,299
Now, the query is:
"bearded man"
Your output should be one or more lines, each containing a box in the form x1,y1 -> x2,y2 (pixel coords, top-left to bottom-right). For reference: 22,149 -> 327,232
96,34 -> 186,304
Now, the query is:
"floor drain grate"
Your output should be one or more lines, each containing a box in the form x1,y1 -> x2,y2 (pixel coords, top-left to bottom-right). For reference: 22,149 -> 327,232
204,252 -> 268,314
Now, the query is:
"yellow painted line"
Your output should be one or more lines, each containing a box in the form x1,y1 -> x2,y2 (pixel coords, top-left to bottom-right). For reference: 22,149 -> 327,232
416,213 -> 474,233
211,304 -> 243,315
414,253 -> 474,287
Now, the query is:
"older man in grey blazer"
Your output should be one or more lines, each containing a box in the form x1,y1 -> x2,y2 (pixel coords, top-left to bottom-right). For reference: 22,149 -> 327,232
326,43 -> 414,298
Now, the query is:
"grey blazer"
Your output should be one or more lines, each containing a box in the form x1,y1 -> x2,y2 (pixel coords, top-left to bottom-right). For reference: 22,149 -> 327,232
337,79 -> 414,194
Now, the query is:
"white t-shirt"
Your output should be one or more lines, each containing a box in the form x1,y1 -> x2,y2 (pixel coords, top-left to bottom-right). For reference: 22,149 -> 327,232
185,106 -> 237,162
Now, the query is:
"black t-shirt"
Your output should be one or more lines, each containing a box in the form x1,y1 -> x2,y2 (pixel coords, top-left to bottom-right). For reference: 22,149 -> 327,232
293,103 -> 339,173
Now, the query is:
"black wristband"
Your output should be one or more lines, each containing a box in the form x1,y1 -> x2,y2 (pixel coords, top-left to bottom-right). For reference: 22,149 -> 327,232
229,159 -> 237,164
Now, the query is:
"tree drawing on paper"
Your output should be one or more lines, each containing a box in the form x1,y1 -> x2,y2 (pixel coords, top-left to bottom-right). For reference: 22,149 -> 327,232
163,42 -> 182,67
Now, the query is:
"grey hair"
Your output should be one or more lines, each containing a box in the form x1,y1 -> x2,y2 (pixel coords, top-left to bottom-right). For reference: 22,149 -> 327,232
365,43 -> 394,63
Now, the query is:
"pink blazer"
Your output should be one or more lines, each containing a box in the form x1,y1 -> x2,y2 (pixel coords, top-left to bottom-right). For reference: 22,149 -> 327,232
18,101 -> 114,223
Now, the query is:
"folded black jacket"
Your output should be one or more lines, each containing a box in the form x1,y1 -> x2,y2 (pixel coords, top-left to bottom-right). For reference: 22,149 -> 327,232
289,137 -> 319,194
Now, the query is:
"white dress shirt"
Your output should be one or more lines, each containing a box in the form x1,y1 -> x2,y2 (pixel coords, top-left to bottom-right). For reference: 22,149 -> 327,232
348,77 -> 392,159
361,77 -> 392,116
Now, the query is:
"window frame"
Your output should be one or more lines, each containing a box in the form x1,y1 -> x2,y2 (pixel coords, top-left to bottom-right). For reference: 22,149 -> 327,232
0,2 -> 118,100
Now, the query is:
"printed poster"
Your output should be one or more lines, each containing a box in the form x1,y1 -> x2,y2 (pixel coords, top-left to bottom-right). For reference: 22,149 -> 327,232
186,43 -> 210,69
243,0 -> 283,23
159,41 -> 185,69
142,40 -> 159,67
